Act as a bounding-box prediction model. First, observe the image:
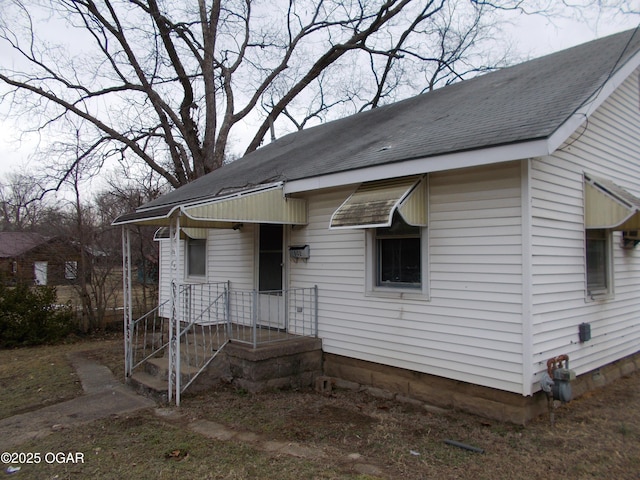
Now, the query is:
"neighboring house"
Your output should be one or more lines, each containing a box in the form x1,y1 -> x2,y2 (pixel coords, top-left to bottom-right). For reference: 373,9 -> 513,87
115,29 -> 640,422
0,232 -> 84,286
136,253 -> 159,284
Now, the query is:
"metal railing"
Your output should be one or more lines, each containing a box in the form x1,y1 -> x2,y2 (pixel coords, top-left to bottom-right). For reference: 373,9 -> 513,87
176,282 -> 229,326
127,282 -> 318,404
126,299 -> 170,377
227,285 -> 318,348
173,282 -> 230,405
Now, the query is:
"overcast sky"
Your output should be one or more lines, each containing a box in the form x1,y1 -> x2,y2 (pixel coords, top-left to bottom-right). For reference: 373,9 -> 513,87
0,6 -> 639,184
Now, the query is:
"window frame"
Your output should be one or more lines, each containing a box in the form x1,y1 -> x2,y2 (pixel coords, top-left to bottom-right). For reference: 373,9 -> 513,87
585,228 -> 613,299
64,260 -> 78,280
365,214 -> 429,300
185,237 -> 207,280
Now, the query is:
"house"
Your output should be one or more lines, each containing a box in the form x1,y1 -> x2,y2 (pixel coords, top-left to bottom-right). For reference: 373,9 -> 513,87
114,29 -> 640,422
0,232 -> 85,286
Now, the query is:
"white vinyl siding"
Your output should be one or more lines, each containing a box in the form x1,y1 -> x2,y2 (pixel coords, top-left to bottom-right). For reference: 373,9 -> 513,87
290,163 -> 525,393
157,226 -> 255,316
207,225 -> 255,290
530,68 -> 640,389
158,239 -> 174,313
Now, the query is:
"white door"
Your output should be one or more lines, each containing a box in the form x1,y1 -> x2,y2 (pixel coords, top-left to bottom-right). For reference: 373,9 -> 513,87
34,261 -> 48,285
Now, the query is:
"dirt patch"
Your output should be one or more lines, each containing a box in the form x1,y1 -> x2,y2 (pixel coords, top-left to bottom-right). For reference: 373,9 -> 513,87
3,337 -> 640,479
177,373 -> 640,479
286,403 -> 378,442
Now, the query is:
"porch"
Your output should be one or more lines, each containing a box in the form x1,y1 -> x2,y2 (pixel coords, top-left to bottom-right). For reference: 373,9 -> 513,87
124,281 -> 320,405
113,182 -> 319,404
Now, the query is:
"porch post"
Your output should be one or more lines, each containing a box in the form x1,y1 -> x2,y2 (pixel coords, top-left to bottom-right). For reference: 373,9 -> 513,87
314,285 -> 319,338
122,227 -> 133,380
168,214 -> 181,404
225,280 -> 231,339
252,289 -> 258,348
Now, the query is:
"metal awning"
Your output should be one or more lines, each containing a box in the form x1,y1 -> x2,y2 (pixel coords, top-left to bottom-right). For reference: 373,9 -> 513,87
153,227 -> 208,240
585,174 -> 640,230
183,184 -> 307,225
114,183 -> 307,227
330,176 -> 427,229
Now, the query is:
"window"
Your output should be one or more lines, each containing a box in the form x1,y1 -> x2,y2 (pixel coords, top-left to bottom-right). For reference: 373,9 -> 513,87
64,261 -> 78,280
376,216 -> 421,288
186,238 -> 206,278
366,212 -> 428,298
586,229 -> 611,296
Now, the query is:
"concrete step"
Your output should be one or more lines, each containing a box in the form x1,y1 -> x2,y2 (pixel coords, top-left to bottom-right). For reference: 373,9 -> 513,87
156,346 -> 219,368
130,336 -> 323,400
128,370 -> 168,403
144,356 -> 202,381
130,353 -> 227,401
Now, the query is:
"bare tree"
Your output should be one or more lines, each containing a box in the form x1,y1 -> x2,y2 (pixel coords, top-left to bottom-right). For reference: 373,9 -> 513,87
100,167 -> 165,313
0,172 -> 46,231
0,0 -> 634,190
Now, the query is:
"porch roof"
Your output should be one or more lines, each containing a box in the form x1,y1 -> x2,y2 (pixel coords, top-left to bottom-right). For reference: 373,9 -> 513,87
114,183 -> 307,227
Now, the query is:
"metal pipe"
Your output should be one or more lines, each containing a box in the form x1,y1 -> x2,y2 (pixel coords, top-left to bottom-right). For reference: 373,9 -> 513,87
444,439 -> 484,454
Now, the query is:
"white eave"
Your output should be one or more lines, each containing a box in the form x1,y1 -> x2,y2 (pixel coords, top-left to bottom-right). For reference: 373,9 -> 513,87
284,138 -> 550,195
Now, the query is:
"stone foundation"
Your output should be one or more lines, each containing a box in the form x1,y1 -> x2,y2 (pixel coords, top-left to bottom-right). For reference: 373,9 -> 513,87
322,351 -> 640,424
224,337 -> 323,392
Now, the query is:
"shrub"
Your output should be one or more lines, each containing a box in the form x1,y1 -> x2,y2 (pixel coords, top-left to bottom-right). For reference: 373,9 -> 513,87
0,283 -> 75,347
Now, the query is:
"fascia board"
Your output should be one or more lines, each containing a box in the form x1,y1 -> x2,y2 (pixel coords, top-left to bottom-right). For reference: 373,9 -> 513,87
284,138 -> 551,194
548,49 -> 640,153
111,209 -> 176,226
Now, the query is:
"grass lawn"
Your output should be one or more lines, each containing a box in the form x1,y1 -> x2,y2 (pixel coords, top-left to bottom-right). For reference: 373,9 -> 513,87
0,335 -> 122,420
1,336 -> 639,479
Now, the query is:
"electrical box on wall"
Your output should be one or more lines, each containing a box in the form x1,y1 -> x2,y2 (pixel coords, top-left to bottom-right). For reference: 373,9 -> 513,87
289,245 -> 310,262
579,322 -> 591,343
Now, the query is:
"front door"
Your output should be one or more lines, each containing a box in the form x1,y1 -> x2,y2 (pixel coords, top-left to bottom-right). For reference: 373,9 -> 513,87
258,224 -> 285,329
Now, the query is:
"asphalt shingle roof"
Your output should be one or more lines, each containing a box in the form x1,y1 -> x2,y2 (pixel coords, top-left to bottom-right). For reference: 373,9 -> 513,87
0,232 -> 50,258
118,27 -> 640,223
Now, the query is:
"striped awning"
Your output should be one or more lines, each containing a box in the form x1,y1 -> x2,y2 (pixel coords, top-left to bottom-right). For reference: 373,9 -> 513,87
183,184 -> 307,225
585,174 -> 640,230
330,176 -> 427,229
114,183 -> 307,228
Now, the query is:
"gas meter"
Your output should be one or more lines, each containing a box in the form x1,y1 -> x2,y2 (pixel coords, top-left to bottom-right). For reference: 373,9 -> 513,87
540,354 -> 575,403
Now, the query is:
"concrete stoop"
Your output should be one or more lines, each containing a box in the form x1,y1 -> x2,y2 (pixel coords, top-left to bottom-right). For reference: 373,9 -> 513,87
224,337 -> 323,393
127,337 -> 323,402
